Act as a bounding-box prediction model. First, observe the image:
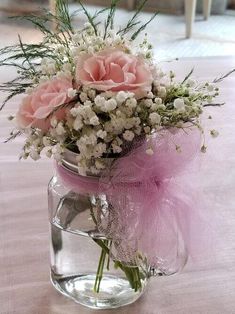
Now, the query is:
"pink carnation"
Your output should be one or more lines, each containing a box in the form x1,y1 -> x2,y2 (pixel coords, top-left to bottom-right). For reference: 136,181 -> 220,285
16,77 -> 73,131
75,49 -> 153,95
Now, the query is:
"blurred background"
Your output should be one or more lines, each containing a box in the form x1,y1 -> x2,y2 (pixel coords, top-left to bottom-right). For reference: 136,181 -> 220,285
0,0 -> 235,60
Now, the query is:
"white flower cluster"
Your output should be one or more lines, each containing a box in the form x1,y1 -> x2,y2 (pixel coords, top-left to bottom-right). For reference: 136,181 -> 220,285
71,25 -> 131,59
15,14 -> 220,175
46,89 -> 162,175
20,68 -> 220,175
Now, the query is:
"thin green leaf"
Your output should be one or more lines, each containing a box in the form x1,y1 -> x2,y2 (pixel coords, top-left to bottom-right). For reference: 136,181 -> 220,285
118,0 -> 148,35
103,0 -> 121,38
55,0 -> 74,33
4,131 -> 22,143
131,11 -> 158,40
213,69 -> 235,83
182,68 -> 194,84
77,1 -> 98,35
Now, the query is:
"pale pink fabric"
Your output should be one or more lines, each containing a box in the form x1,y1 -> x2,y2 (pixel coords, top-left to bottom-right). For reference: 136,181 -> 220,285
16,77 -> 73,131
75,49 -> 153,95
56,128 -> 211,272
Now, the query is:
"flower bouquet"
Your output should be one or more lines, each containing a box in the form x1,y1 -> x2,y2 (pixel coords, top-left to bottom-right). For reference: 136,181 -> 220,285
1,0 -> 233,310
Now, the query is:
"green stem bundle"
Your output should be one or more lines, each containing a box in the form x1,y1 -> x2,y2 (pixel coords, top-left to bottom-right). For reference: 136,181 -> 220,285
93,238 -> 142,293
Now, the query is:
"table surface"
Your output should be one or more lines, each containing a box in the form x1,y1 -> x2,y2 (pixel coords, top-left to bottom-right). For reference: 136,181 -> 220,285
1,57 -> 235,314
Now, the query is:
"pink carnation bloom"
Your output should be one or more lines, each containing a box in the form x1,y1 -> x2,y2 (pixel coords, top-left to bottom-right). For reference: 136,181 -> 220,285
75,49 -> 153,96
16,77 -> 73,131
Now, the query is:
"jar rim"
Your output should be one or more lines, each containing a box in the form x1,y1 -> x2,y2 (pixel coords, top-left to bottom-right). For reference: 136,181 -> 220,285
61,148 -> 116,177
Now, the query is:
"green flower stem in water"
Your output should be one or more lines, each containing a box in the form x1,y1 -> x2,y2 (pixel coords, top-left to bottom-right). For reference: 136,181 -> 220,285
90,205 -> 143,293
93,238 -> 142,293
94,239 -> 108,293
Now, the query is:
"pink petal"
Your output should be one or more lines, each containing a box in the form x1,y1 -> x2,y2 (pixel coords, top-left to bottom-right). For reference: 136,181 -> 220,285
40,92 -> 58,104
136,64 -> 153,84
84,57 -> 99,81
33,105 -> 54,119
49,93 -> 67,108
124,72 -> 136,84
105,63 -> 124,83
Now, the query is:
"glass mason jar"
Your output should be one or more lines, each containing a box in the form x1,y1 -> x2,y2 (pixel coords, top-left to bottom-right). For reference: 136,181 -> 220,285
47,150 -> 188,310
48,151 -> 150,310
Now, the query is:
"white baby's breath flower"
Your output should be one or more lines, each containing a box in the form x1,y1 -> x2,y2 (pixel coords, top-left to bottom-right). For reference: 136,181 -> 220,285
79,133 -> 97,146
97,130 -> 107,139
125,118 -> 135,129
105,99 -> 117,112
43,146 -> 52,158
133,117 -> 141,126
67,88 -> 77,99
134,126 -> 142,135
42,136 -> 51,146
112,144 -> 122,154
123,130 -> 135,142
115,137 -> 123,146
56,122 -> 66,136
174,98 -> 185,111
158,86 -> 166,98
126,98 -> 137,109
147,92 -> 154,98
116,91 -> 129,104
187,79 -> 196,87
93,142 -> 106,157
154,97 -> 163,105
52,144 -> 64,161
95,95 -> 106,107
150,103 -> 158,111
70,107 -> 79,117
207,84 -> 215,92
51,117 -> 58,128
90,115 -> 100,126
144,126 -> 151,134
90,166 -> 100,175
144,99 -> 153,108
73,116 -> 83,130
87,89 -> 96,100
95,159 -> 106,170
149,112 -> 161,125
80,92 -> 88,103
32,138 -> 41,147
29,148 -> 40,161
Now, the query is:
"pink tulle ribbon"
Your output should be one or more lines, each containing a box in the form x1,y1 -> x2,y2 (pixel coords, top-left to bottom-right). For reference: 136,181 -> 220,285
56,127 -> 207,273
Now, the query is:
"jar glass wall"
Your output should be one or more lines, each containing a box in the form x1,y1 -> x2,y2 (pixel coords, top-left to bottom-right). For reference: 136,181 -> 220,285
48,174 -> 149,310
